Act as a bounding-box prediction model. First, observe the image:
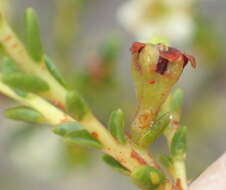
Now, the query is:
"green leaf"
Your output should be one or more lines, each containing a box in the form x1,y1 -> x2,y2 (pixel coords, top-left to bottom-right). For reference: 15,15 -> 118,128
0,56 -> 20,74
53,122 -> 102,149
66,91 -> 89,120
108,109 -> 126,144
44,56 -> 67,87
170,126 -> 187,160
159,154 -> 173,169
102,154 -> 129,175
2,73 -> 49,93
139,113 -> 170,147
12,88 -> 28,97
131,166 -> 165,190
170,89 -> 184,113
24,8 -> 43,62
4,106 -> 45,123
53,122 -> 83,136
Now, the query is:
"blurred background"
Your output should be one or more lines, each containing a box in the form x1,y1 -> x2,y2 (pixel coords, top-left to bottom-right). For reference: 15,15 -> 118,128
1,0 -> 226,189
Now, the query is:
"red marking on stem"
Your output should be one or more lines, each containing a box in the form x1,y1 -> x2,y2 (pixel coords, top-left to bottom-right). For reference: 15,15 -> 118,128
130,42 -> 145,54
131,151 -> 147,165
148,80 -> 156,84
125,131 -> 132,139
117,157 -> 126,164
172,120 -> 179,126
52,100 -> 65,110
139,113 -> 152,129
91,132 -> 98,139
12,44 -> 18,49
60,116 -> 71,123
3,35 -> 12,42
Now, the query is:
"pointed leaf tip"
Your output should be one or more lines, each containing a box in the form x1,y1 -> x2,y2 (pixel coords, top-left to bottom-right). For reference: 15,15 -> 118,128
44,56 -> 67,87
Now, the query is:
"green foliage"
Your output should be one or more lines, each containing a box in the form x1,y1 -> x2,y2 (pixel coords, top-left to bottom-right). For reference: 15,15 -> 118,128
4,106 -> 45,123
170,126 -> 187,160
159,154 -> 173,169
24,8 -> 43,62
131,165 -> 165,190
66,90 -> 89,120
108,109 -> 126,144
44,56 -> 67,87
2,73 -> 49,93
53,122 -> 102,149
0,56 -> 20,74
170,89 -> 184,113
139,113 -> 170,147
102,154 -> 129,175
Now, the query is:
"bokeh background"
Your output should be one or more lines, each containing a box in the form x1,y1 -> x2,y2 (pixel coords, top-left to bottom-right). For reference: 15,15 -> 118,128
1,0 -> 226,189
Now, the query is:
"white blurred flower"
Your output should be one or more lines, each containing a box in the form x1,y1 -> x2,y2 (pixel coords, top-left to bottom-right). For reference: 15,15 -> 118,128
118,0 -> 195,44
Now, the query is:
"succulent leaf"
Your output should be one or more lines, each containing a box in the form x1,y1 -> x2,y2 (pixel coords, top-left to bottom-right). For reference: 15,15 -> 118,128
139,113 -> 170,147
53,122 -> 102,149
108,109 -> 126,144
66,90 -> 89,120
4,106 -> 45,123
170,126 -> 187,160
2,73 -> 49,93
24,8 -> 43,62
44,55 -> 67,87
102,154 -> 129,175
131,165 -> 165,190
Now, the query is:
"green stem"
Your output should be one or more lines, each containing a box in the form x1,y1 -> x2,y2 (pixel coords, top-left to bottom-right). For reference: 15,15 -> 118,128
0,78 -> 158,172
173,159 -> 188,190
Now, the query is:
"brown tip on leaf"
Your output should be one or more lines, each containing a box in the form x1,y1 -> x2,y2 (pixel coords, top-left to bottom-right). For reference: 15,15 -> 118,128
130,42 -> 145,54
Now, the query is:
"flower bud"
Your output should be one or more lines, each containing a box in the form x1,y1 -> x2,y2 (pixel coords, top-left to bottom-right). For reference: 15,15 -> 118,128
130,42 -> 195,142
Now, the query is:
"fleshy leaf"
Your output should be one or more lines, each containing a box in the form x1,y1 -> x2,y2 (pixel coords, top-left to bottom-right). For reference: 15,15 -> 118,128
2,73 -> 49,93
53,122 -> 83,136
0,56 -> 20,74
53,122 -> 102,149
139,113 -> 170,147
131,165 -> 165,190
66,90 -> 89,120
159,154 -> 173,171
170,126 -> 187,160
108,109 -> 126,144
24,8 -> 43,62
170,89 -> 184,114
4,106 -> 45,123
44,56 -> 67,87
102,154 -> 129,175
